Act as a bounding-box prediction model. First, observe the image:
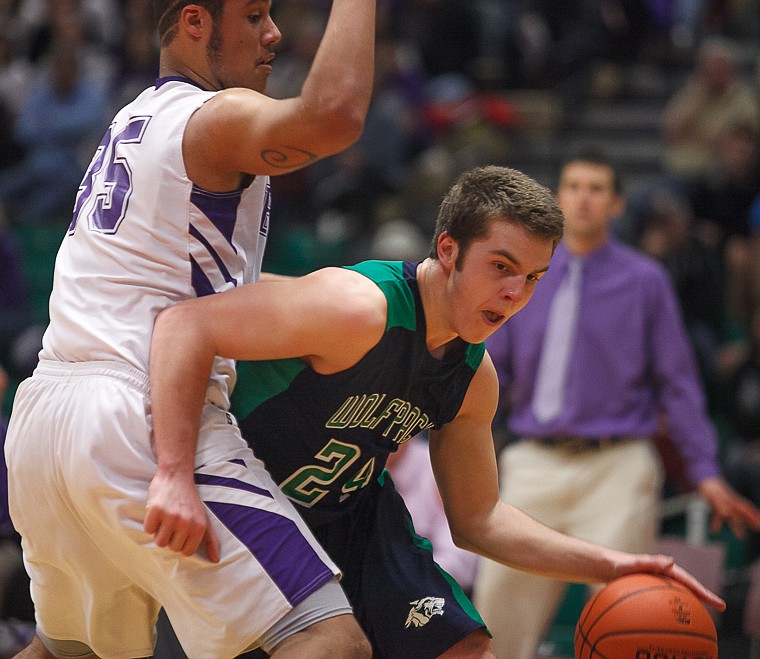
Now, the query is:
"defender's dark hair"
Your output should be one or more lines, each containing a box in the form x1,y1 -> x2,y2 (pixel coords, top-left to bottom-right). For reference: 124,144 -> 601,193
558,146 -> 622,195
429,166 -> 564,266
153,0 -> 225,45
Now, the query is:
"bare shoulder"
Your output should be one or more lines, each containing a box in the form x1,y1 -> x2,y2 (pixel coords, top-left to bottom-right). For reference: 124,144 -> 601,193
304,267 -> 388,329
183,88 -> 278,187
300,267 -> 388,373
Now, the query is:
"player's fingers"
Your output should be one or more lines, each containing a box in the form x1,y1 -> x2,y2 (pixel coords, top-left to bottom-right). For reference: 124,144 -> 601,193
670,564 -> 726,612
179,518 -> 209,557
204,527 -> 221,564
143,506 -> 161,535
167,518 -> 194,553
152,512 -> 182,549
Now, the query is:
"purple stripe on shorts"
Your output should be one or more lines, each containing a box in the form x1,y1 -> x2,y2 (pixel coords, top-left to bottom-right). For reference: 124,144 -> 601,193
194,473 -> 274,499
206,500 -> 334,606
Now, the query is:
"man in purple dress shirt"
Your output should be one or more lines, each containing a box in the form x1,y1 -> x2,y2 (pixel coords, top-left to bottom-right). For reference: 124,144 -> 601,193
473,148 -> 760,659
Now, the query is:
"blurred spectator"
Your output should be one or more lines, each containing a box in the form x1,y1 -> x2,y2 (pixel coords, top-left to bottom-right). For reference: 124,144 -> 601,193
497,0 -> 653,96
385,434 -> 481,596
12,0 -> 122,74
637,188 -> 725,393
662,37 -> 759,185
0,45 -> 108,225
687,123 -> 760,248
718,306 -> 760,565
0,28 -> 33,178
108,20 -> 158,112
0,214 -> 34,381
0,363 -> 35,654
747,198 -> 760,318
0,31 -> 35,121
387,0 -> 481,82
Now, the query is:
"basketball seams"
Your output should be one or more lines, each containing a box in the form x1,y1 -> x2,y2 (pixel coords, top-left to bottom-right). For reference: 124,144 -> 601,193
574,575 -> 717,659
581,585 -> 680,643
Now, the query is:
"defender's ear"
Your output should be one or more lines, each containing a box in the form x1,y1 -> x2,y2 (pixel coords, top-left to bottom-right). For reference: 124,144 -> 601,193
179,4 -> 210,39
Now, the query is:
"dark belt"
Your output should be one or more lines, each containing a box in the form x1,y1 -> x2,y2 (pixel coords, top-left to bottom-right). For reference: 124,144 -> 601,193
531,435 -> 636,453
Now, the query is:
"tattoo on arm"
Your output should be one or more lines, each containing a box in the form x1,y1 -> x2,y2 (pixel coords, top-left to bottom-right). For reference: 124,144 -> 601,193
261,146 -> 318,170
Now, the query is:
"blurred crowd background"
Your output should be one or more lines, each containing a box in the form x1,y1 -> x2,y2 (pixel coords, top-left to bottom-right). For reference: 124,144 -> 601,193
2,0 -> 760,656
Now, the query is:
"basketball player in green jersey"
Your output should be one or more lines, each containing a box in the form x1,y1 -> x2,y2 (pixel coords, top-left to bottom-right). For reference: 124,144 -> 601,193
149,165 -> 726,658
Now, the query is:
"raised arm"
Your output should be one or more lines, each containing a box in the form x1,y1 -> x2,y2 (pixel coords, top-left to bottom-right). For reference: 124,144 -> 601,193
145,268 -> 386,558
186,0 -> 376,182
428,352 -> 726,611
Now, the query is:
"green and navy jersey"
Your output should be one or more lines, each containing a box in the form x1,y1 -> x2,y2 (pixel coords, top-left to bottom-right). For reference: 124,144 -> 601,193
231,260 -> 486,526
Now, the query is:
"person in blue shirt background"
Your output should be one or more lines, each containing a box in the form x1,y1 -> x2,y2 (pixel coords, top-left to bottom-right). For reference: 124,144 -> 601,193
0,45 -> 108,226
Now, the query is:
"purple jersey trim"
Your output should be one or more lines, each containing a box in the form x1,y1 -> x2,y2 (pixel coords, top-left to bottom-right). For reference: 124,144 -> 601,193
189,224 -> 238,287
190,255 -> 215,298
155,76 -> 206,90
191,187 -> 241,250
206,500 -> 336,606
194,473 -> 274,499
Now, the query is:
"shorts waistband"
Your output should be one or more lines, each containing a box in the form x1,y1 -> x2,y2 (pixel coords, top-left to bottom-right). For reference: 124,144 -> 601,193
34,360 -> 149,394
529,435 -> 639,453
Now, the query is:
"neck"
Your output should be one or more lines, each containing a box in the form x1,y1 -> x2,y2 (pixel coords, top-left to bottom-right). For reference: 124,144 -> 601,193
563,231 -> 608,257
159,53 -> 220,91
417,259 -> 458,353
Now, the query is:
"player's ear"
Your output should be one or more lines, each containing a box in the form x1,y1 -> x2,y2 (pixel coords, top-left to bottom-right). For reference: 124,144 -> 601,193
437,232 -> 458,271
179,4 -> 209,39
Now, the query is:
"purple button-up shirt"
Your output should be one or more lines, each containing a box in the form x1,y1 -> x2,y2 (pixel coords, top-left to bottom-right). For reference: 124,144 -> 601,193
487,238 -> 720,486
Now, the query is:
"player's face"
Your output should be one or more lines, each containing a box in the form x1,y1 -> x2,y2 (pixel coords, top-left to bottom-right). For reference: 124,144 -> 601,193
445,219 -> 554,345
207,0 -> 281,92
556,161 -> 622,242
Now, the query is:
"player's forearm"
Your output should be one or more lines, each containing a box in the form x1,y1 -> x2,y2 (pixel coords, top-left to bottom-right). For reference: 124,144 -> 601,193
300,0 -> 375,147
458,501 -> 620,584
150,304 -> 216,476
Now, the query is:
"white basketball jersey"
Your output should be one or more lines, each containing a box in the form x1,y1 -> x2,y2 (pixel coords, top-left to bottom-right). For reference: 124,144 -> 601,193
40,77 -> 271,408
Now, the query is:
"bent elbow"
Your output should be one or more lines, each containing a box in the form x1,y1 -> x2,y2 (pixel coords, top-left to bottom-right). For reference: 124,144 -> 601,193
449,526 -> 480,555
320,105 -> 366,152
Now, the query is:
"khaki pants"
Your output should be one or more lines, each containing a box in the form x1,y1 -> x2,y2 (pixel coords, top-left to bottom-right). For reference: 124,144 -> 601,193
473,439 -> 663,659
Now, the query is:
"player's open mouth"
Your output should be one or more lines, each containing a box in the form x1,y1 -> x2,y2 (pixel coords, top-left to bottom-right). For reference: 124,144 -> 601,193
483,310 -> 504,324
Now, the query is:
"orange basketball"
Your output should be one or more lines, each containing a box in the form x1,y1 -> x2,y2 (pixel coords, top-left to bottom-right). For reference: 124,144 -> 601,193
574,573 -> 718,658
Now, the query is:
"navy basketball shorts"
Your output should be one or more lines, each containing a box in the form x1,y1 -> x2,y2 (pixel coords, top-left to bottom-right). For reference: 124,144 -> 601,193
312,471 -> 489,658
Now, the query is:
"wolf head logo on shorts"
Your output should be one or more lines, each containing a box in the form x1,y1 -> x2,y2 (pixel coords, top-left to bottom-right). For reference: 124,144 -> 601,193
405,596 -> 445,628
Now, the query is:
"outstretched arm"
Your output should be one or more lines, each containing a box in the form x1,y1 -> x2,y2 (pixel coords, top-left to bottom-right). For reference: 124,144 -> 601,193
429,353 -> 726,611
146,268 -> 386,559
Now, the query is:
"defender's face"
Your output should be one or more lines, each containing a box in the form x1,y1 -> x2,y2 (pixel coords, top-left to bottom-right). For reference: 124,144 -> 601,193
207,0 -> 281,92
444,220 -> 554,345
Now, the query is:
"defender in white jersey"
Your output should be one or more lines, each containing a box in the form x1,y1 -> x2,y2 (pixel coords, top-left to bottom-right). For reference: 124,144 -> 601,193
4,1 -> 375,658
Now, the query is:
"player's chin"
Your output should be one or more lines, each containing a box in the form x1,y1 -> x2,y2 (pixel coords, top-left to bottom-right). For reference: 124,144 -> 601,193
465,313 -> 505,342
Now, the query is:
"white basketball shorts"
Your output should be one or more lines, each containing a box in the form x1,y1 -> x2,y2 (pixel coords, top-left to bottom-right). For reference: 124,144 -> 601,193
5,360 -> 341,658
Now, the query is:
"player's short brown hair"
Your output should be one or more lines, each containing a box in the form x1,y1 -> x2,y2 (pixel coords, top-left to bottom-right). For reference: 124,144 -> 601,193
429,166 -> 564,268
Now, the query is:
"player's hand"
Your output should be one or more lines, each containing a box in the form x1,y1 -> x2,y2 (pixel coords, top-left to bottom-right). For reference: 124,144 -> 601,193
613,553 -> 726,612
698,476 -> 760,539
144,470 -> 220,563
